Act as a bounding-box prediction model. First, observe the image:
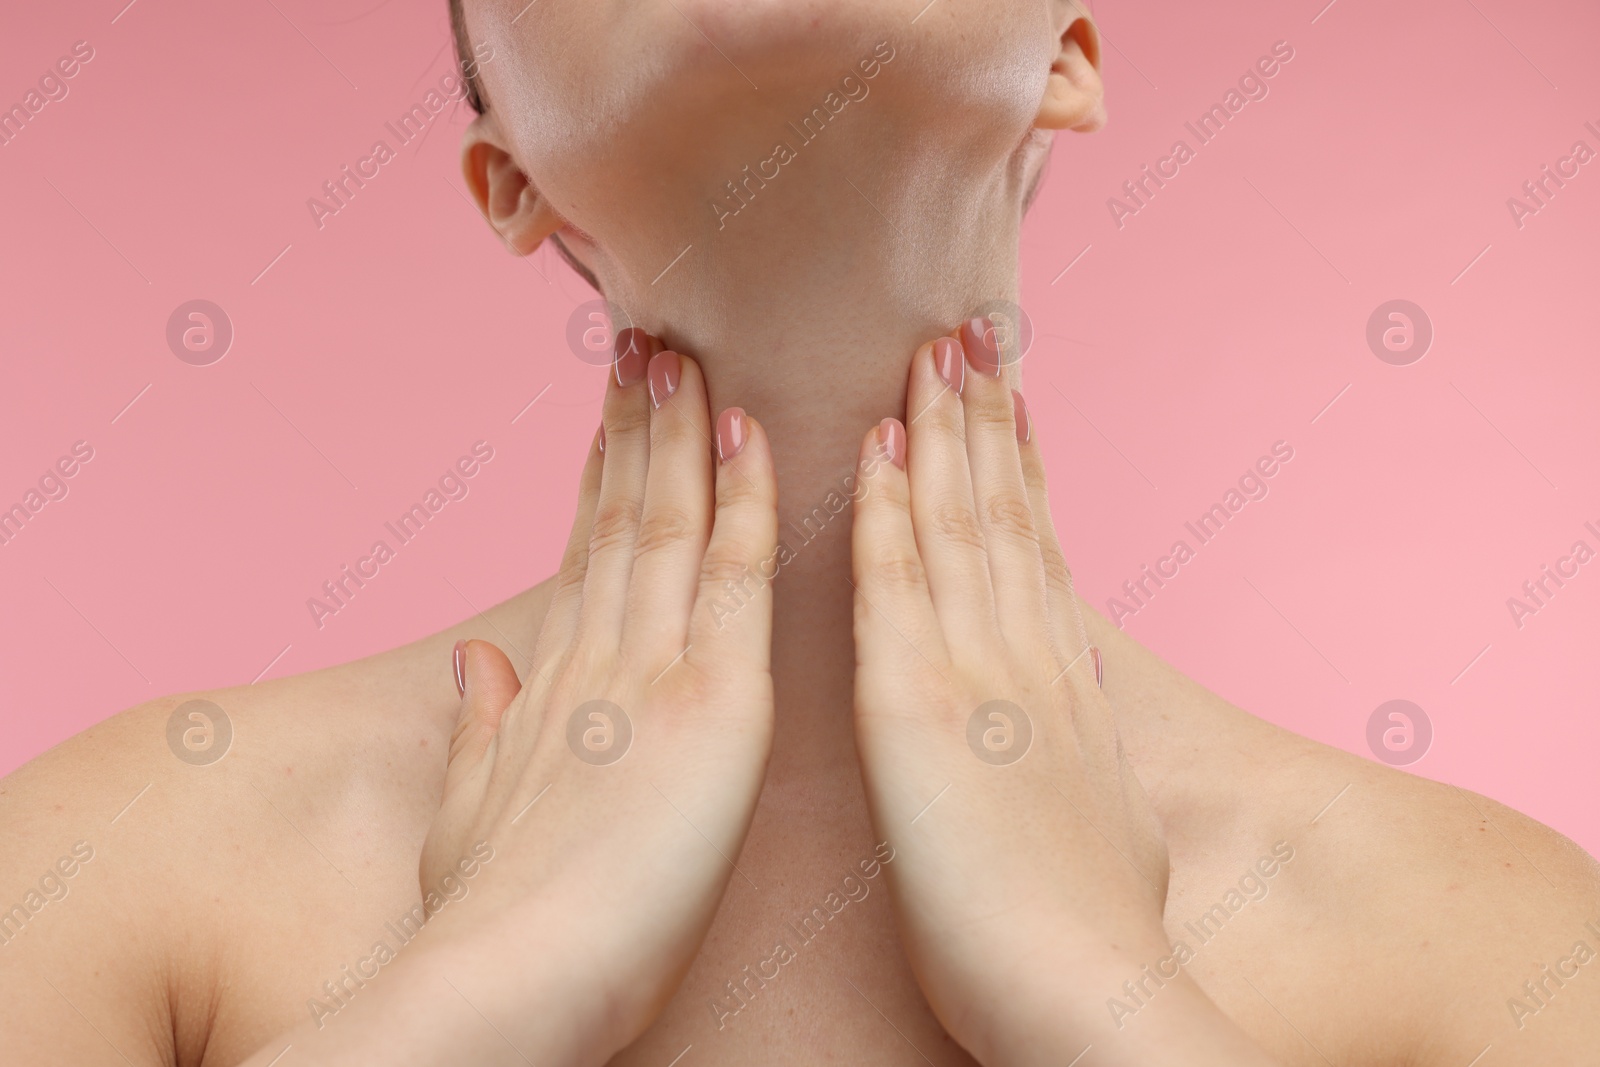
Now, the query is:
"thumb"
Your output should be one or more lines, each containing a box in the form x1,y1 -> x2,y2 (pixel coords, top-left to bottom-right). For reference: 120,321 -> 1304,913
421,639 -> 522,896
445,638 -> 521,790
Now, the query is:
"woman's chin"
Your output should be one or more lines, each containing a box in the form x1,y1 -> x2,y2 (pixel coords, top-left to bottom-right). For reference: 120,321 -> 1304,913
495,0 -> 1049,266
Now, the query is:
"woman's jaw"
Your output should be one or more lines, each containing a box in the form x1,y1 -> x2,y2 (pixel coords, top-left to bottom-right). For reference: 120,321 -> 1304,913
573,121 -> 1039,431
460,0 -> 1102,469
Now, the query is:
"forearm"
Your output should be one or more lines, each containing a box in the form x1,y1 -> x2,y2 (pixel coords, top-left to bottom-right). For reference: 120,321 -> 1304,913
972,944 -> 1282,1067
236,915 -> 613,1067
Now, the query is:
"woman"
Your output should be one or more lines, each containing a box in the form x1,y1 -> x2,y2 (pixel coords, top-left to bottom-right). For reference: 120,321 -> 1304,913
2,1 -> 1596,1063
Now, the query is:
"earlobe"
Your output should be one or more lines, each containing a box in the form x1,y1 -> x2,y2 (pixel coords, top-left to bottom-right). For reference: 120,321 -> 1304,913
460,116 -> 564,256
1033,17 -> 1107,133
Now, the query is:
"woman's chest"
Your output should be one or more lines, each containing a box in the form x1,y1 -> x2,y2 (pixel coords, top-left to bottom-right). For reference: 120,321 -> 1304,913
608,782 -> 984,1066
204,713 -> 1383,1066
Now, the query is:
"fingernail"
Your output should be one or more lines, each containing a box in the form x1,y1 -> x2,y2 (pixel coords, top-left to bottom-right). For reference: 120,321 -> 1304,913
716,407 -> 748,462
615,326 -> 651,359
1012,389 -> 1031,443
878,418 -> 906,470
452,639 -> 467,697
932,336 -> 965,395
648,350 -> 682,409
960,317 -> 1002,377
613,328 -> 649,387
1091,646 -> 1103,689
597,423 -> 606,453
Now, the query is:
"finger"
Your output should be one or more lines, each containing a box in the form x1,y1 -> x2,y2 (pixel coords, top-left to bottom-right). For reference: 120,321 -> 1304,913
532,422 -> 606,672
958,317 -> 1051,652
684,409 -> 778,676
1015,411 -> 1091,669
623,351 -> 714,660
849,418 -> 949,695
904,333 -> 1000,653
577,328 -> 660,643
1015,417 -> 1115,763
444,638 -> 523,794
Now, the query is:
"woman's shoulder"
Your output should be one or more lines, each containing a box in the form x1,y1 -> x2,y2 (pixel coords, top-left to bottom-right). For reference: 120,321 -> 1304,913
0,665 -> 431,1061
0,574 -> 559,1064
2,571 -> 559,829
1090,606 -> 1600,1061
1172,702 -> 1600,1063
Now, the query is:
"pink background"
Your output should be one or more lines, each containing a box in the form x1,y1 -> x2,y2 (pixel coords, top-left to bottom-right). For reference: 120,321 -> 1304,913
2,0 -> 1596,855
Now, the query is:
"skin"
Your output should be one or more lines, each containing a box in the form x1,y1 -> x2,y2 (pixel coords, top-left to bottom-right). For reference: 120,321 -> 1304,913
3,0 -> 1598,1063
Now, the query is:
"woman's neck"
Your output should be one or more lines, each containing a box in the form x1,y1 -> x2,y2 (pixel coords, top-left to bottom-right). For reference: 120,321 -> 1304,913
524,81 -> 1045,773
600,127 -> 1032,535
609,168 -> 1028,780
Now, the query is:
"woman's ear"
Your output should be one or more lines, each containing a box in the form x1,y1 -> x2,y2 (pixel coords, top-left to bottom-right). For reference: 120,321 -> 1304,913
460,114 -> 565,255
1034,16 -> 1106,133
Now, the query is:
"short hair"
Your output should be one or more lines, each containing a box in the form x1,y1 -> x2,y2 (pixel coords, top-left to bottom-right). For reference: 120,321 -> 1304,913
450,0 -> 486,114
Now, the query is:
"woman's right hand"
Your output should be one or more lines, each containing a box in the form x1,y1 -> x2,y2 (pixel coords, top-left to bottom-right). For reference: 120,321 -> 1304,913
246,333 -> 779,1067
419,332 -> 778,1061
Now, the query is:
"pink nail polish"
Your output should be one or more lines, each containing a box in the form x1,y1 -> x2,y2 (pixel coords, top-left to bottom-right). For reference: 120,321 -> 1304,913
648,350 -> 682,409
452,639 -> 467,697
1091,646 -> 1103,689
878,418 -> 906,470
615,327 -> 650,359
716,407 -> 748,462
932,336 -> 965,395
1012,389 -> 1032,443
960,317 -> 1002,377
613,328 -> 649,387
597,423 -> 606,453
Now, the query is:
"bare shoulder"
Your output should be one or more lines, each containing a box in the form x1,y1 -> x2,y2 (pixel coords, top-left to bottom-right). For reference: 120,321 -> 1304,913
0,577 -> 554,1066
1177,710 -> 1600,1065
0,663 -> 435,1065
1085,606 -> 1599,1063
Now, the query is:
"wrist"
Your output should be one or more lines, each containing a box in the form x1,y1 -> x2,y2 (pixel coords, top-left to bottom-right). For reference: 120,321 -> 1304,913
390,895 -> 628,1067
971,940 -> 1277,1067
957,938 -> 1150,1067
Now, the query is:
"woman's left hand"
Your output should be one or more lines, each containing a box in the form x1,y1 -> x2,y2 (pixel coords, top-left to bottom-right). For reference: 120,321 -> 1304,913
848,323 -> 1277,1066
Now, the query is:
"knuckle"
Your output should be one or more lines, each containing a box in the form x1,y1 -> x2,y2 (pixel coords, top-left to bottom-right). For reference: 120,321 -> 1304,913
588,497 -> 643,554
866,551 -> 928,592
968,391 -> 1016,435
928,401 -> 967,444
928,500 -> 987,552
717,469 -> 770,511
634,504 -> 699,559
604,403 -> 652,441
652,400 -> 704,446
1041,541 -> 1075,591
555,542 -> 589,592
983,492 -> 1038,544
699,542 -> 754,589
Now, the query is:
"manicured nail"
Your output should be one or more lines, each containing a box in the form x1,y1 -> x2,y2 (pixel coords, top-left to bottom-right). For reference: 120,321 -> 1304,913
960,317 -> 1002,377
716,407 -> 748,462
1091,646 -> 1103,689
615,327 -> 652,359
648,350 -> 681,409
613,327 -> 649,387
878,418 -> 906,470
597,423 -> 606,453
932,336 -> 965,395
1012,389 -> 1031,443
452,639 -> 467,697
